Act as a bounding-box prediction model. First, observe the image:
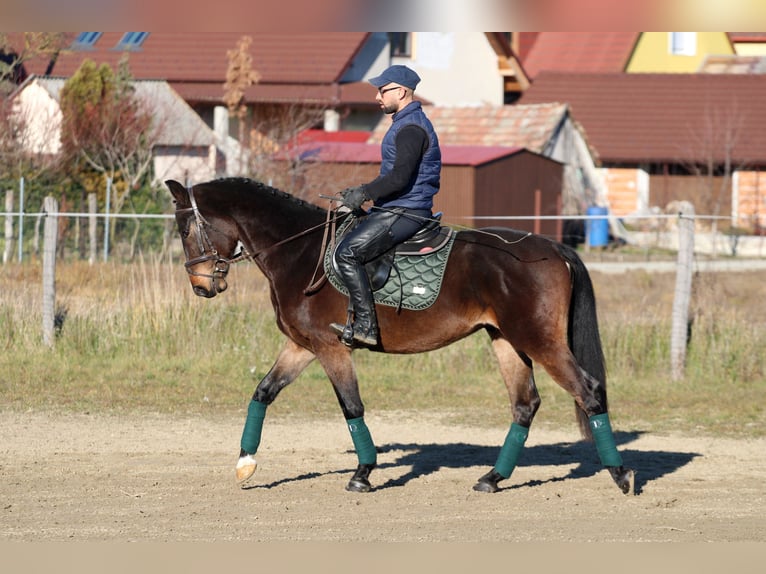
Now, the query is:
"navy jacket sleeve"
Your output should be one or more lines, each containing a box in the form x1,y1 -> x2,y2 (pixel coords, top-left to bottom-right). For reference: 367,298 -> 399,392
363,125 -> 429,201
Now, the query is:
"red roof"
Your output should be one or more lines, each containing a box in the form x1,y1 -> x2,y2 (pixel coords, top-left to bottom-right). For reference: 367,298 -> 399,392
520,71 -> 766,165
522,33 -> 639,79
294,130 -> 370,145
12,32 -> 372,105
281,142 -> 527,167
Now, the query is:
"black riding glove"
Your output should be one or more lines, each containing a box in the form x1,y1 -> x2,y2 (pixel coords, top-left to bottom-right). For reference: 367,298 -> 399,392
340,186 -> 368,211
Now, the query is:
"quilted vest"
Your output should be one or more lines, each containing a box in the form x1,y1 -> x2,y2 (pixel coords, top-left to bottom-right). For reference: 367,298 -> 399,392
377,101 -> 441,210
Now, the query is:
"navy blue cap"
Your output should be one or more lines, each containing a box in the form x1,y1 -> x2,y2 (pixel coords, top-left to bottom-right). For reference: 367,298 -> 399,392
367,65 -> 421,90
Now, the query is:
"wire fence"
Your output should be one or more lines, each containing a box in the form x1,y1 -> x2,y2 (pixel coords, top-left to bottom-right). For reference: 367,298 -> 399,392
2,202 -> 766,263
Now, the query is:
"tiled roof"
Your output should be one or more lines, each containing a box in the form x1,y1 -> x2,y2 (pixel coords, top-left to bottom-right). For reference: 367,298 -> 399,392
367,103 -> 570,153
520,71 -> 766,165
13,32 -> 371,105
728,32 -> 766,43
522,33 -> 639,79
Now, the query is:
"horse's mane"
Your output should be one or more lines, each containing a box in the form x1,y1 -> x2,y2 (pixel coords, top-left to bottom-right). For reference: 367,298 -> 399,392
205,177 -> 326,214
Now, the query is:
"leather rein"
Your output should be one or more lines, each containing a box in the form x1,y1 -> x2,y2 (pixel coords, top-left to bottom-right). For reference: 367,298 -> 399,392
176,186 -> 339,293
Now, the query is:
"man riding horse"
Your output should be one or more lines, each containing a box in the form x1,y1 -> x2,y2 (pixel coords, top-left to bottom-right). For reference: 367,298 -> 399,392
330,65 -> 442,348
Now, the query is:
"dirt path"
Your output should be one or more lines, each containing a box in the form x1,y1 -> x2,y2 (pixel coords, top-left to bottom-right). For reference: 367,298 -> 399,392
1,410 -> 764,542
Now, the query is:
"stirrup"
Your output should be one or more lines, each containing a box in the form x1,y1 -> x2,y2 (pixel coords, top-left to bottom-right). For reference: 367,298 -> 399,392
329,321 -> 378,348
329,322 -> 355,346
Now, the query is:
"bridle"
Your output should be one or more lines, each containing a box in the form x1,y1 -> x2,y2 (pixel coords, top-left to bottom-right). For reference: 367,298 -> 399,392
175,186 -> 250,290
175,185 -> 368,295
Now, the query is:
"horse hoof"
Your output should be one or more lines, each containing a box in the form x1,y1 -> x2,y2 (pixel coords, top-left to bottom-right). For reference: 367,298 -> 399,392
609,466 -> 635,495
346,477 -> 372,493
473,469 -> 502,493
236,454 -> 257,484
473,480 -> 499,493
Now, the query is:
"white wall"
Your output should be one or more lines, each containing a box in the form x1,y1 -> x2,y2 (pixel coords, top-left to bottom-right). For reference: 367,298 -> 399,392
393,32 -> 505,106
14,80 -> 63,155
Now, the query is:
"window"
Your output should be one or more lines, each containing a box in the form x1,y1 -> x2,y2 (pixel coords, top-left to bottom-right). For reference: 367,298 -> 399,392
669,32 -> 696,56
389,33 -> 412,58
115,32 -> 149,51
71,32 -> 101,50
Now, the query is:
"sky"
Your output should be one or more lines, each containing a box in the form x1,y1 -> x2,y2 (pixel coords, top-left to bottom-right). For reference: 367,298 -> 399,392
2,0 -> 766,31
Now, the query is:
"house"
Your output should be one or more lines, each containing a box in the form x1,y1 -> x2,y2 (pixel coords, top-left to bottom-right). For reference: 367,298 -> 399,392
11,75 -> 219,184
520,71 -> 766,230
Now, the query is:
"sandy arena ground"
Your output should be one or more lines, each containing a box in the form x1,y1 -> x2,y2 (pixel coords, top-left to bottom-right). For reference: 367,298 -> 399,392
1,410 -> 764,544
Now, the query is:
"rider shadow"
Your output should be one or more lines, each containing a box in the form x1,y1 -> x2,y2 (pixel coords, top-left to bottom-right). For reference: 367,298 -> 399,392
372,431 -> 700,495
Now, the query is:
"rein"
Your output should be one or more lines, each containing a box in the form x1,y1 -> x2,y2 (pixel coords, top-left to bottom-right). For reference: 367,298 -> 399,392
176,186 -> 344,293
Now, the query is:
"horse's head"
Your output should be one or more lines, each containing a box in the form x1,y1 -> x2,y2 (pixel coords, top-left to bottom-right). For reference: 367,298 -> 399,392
166,180 -> 240,298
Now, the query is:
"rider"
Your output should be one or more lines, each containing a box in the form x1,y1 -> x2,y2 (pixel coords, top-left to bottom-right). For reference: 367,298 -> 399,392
330,64 -> 442,348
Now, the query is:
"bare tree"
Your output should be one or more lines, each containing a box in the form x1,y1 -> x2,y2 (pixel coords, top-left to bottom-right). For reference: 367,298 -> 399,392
222,35 -> 326,197
0,33 -> 70,97
677,100 -> 748,236
223,36 -> 261,173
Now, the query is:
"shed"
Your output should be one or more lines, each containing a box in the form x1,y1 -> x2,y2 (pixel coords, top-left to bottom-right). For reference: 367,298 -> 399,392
281,142 -> 564,239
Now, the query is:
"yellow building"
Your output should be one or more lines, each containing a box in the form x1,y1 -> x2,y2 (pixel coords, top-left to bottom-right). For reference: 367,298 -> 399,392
627,32 -> 735,73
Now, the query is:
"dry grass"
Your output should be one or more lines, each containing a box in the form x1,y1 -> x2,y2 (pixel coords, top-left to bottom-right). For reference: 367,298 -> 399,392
1,252 -> 764,437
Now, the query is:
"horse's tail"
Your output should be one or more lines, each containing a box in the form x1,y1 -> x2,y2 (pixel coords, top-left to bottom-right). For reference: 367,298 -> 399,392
556,243 -> 606,441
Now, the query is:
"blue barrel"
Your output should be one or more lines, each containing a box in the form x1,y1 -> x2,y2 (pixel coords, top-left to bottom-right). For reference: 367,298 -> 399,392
586,206 -> 609,247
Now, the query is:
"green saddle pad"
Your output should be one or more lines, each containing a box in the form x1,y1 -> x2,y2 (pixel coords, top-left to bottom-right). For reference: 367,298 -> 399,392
324,218 -> 456,311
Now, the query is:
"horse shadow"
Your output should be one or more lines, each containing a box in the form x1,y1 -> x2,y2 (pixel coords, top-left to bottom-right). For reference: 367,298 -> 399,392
244,431 -> 700,495
372,431 -> 700,494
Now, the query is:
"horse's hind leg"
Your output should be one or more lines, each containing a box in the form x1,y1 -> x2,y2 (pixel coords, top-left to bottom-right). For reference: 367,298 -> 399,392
538,349 -> 634,495
236,340 -> 316,483
474,336 -> 540,493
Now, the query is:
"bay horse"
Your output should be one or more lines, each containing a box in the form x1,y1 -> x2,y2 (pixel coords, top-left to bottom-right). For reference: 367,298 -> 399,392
166,177 -> 634,495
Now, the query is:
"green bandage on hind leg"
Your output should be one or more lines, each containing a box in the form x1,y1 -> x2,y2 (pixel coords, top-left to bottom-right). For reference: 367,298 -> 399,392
347,417 -> 377,466
494,423 -> 529,479
589,413 -> 623,467
240,400 -> 267,454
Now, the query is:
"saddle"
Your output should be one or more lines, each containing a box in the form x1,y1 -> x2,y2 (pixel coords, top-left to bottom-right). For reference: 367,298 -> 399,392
367,213 -> 452,290
325,212 -> 457,311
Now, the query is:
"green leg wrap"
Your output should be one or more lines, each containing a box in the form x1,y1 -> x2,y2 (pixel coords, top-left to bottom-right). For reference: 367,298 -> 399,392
589,413 -> 623,467
347,417 -> 377,466
494,423 -> 529,479
240,400 -> 267,454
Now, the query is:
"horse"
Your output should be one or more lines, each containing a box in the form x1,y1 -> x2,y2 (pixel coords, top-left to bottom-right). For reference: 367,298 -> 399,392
166,177 -> 634,496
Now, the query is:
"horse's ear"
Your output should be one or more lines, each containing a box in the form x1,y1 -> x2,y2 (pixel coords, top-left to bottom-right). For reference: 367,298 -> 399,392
165,180 -> 187,203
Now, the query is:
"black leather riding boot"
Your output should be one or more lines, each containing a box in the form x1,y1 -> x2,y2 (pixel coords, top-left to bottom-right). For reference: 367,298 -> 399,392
330,259 -> 379,347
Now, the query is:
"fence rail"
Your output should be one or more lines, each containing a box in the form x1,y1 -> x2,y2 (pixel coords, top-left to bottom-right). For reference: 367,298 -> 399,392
1,208 -> 765,262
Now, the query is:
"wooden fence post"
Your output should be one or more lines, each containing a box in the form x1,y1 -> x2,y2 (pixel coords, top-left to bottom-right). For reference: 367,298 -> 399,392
42,196 -> 58,348
671,201 -> 695,381
3,190 -> 13,264
88,192 -> 98,265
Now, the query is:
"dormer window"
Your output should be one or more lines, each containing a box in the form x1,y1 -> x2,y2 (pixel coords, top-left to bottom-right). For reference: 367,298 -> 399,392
389,33 -> 412,58
115,32 -> 149,51
71,32 -> 101,50
669,32 -> 696,56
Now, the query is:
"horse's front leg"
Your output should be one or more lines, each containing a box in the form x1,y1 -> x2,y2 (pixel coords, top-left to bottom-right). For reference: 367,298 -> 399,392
316,347 -> 377,493
236,340 -> 316,484
474,337 -> 540,493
